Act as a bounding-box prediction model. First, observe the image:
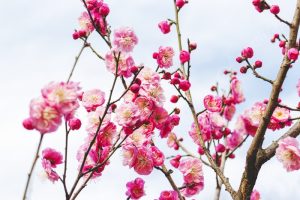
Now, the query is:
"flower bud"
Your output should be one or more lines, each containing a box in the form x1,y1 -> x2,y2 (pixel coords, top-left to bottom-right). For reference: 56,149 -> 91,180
170,95 -> 179,103
23,118 -> 34,130
270,5 -> 280,15
68,118 -> 81,130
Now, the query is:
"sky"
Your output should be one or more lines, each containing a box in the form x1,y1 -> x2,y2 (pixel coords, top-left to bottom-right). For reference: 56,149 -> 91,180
0,0 -> 300,199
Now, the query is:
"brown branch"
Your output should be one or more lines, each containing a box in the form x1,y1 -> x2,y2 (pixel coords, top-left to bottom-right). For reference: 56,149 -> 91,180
22,134 -> 44,200
237,1 -> 300,199
278,104 -> 300,112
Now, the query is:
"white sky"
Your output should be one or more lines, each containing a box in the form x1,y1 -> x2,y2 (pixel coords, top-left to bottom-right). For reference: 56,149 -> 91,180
0,0 -> 300,199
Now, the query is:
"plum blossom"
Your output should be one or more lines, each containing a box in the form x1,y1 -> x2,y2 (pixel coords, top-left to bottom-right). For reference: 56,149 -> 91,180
105,51 -> 135,78
178,158 -> 204,197
226,131 -> 244,150
41,148 -> 63,183
82,89 -> 105,112
155,46 -> 175,68
158,190 -> 179,200
78,12 -> 94,35
28,98 -> 62,134
276,137 -> 300,172
287,48 -> 299,61
115,102 -> 140,128
113,27 -> 138,53
224,104 -> 236,121
41,81 -> 81,118
86,106 -> 111,134
203,95 -> 222,112
230,78 -> 245,104
133,147 -> 154,175
242,102 -> 266,136
268,106 -> 291,131
125,178 -> 145,200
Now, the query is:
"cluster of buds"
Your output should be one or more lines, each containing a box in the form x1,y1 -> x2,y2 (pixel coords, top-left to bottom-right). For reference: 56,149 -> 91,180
252,0 -> 280,15
236,47 -> 263,74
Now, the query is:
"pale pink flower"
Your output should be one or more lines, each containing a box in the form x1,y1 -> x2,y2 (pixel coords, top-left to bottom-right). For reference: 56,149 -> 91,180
167,132 -> 178,150
113,27 -> 138,53
159,190 -> 179,200
158,21 -> 171,34
42,148 -> 63,168
250,189 -> 261,200
125,131 -> 150,148
115,102 -> 140,127
86,106 -> 111,134
231,78 -> 245,104
134,96 -> 154,121
42,160 -> 60,183
126,178 -> 145,200
29,98 -> 62,134
140,85 -> 165,105
78,12 -> 94,34
270,106 -> 290,122
82,89 -> 105,112
156,46 -> 175,68
122,144 -> 138,167
105,51 -> 135,78
203,95 -> 222,112
242,102 -> 266,136
179,158 -> 204,184
138,67 -> 161,87
41,81 -> 81,118
134,147 -> 154,175
276,137 -> 300,172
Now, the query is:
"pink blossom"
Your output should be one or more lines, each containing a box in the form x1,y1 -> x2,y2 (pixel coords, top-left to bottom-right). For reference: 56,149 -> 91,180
82,89 -> 105,112
158,20 -> 171,34
42,148 -> 63,168
138,67 -> 161,87
224,104 -> 236,121
156,46 -> 175,68
242,102 -> 266,136
151,106 -> 169,127
42,160 -> 60,183
78,12 -> 94,34
226,131 -> 244,150
179,80 -> 191,91
276,137 -> 300,172
126,178 -> 145,200
41,81 -> 81,118
29,98 -> 62,134
125,131 -> 150,148
179,158 -> 204,185
135,96 -> 154,121
113,27 -> 138,53
96,122 -> 117,147
151,146 -> 165,167
86,106 -> 111,134
170,155 -> 181,168
270,106 -> 290,123
159,190 -> 179,200
231,78 -> 245,104
181,182 -> 204,197
133,147 -> 154,175
287,48 -> 299,61
250,189 -> 261,200
167,132 -> 178,150
140,85 -> 165,105
122,144 -> 138,167
115,102 -> 140,127
179,50 -> 190,64
105,51 -> 135,78
203,95 -> 222,112
176,0 -> 186,8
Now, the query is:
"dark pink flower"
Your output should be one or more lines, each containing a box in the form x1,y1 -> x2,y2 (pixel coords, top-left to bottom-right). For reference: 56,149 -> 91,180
42,148 -> 63,168
126,178 -> 145,200
158,21 -> 171,34
203,95 -> 222,112
179,50 -> 190,64
287,48 -> 299,61
159,190 -> 179,200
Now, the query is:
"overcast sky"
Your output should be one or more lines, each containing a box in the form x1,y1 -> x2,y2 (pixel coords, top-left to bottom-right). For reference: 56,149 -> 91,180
0,0 -> 300,199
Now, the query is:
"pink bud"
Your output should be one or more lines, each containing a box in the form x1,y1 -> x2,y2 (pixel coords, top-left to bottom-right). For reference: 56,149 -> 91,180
179,80 -> 191,91
174,108 -> 180,114
130,83 -> 140,93
236,56 -> 243,63
252,0 -> 261,6
23,118 -> 34,130
216,144 -> 226,153
273,33 -> 279,39
223,128 -> 231,136
287,48 -> 299,61
176,0 -> 186,8
170,78 -> 180,85
229,153 -> 235,159
72,31 -> 80,40
241,47 -> 254,59
270,5 -> 280,15
179,50 -> 190,64
198,147 -> 205,155
134,78 -> 142,85
279,41 -> 286,48
162,72 -> 172,80
174,72 -> 181,79
240,66 -> 248,74
68,118 -> 81,130
189,42 -> 197,51
254,60 -> 263,68
170,95 -> 179,103
111,103 -> 117,112
170,155 -> 181,168
153,52 -> 158,59
130,66 -> 139,74
158,21 -> 171,34
99,3 -> 110,16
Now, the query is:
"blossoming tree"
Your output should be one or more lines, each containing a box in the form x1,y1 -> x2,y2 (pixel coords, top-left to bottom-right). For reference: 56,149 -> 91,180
22,0 -> 300,200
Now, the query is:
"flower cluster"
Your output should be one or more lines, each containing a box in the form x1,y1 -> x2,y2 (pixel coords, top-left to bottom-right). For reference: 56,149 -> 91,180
276,137 -> 300,172
23,82 -> 81,134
